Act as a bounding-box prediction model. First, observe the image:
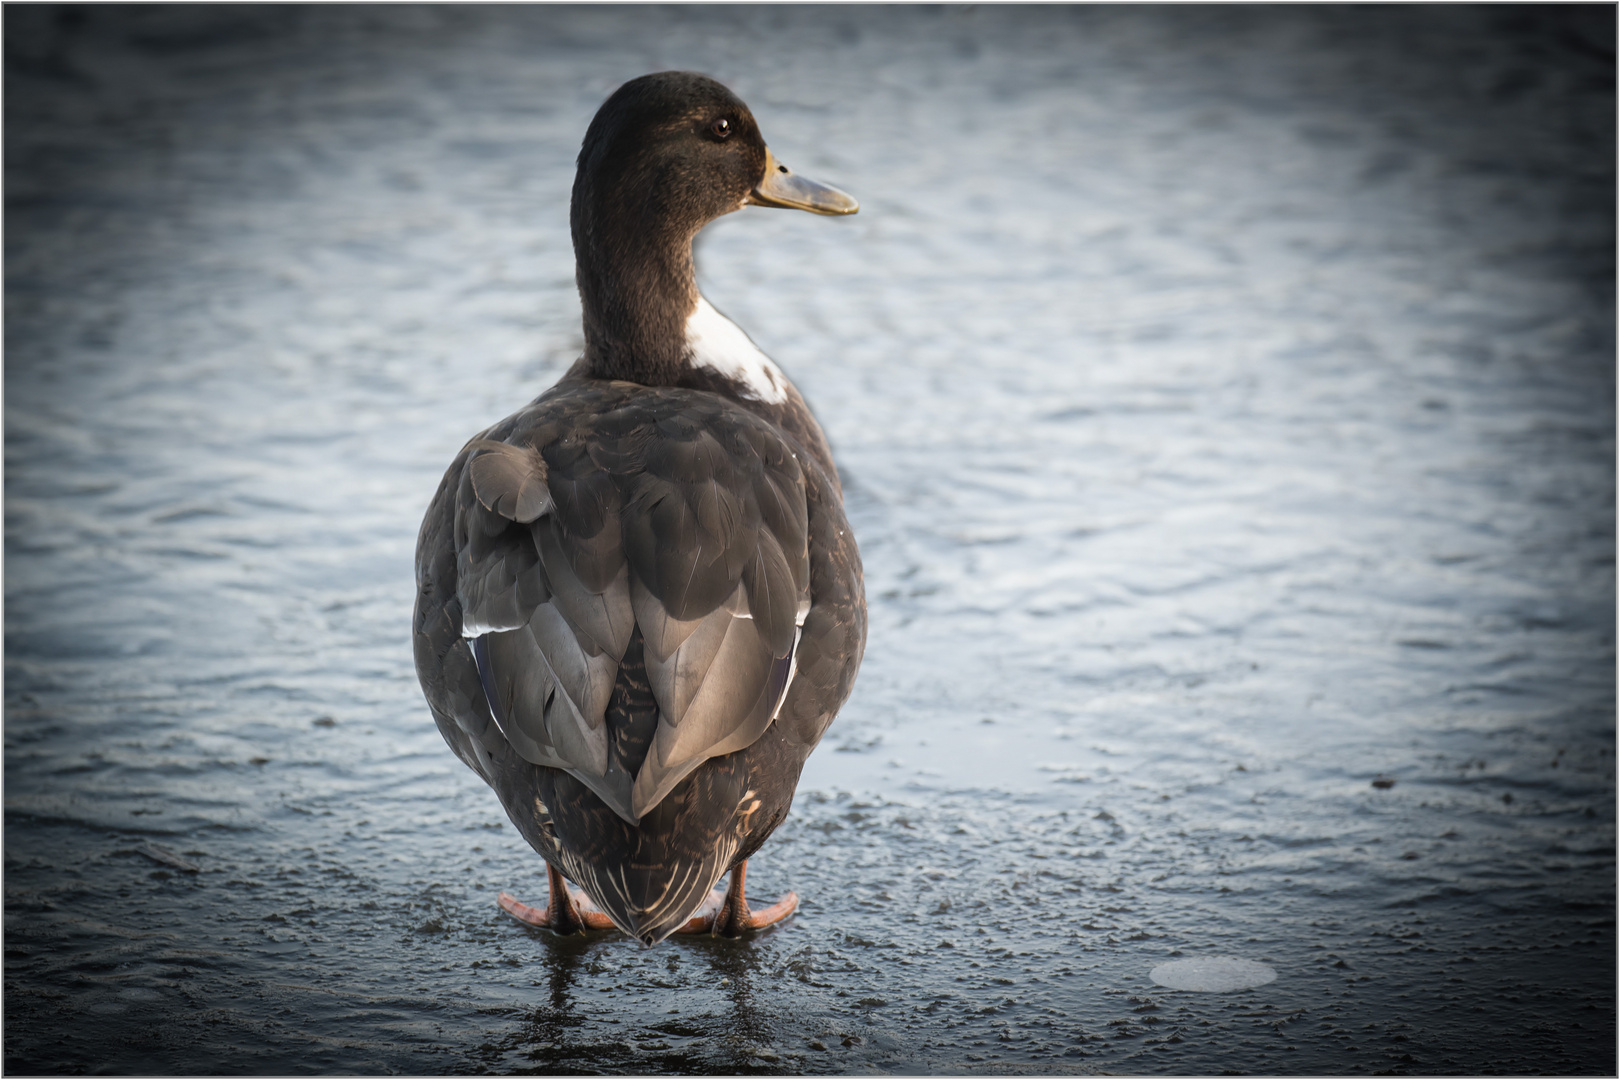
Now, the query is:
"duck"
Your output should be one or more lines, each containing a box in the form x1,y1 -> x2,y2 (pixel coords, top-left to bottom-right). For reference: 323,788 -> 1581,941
412,71 -> 867,946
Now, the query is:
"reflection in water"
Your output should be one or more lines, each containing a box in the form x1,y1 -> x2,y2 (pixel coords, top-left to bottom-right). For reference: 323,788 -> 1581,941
495,934 -> 592,1073
485,926 -> 789,1074
699,935 -> 772,1062
5,4 -> 1614,1075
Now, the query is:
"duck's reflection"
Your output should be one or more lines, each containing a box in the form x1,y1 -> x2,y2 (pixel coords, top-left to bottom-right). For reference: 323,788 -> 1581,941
497,918 -> 794,1073
487,933 -> 593,1073
694,934 -> 775,1058
535,937 -> 588,1030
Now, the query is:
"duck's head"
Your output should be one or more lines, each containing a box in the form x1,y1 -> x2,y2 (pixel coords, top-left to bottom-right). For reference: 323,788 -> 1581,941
575,70 -> 856,235
572,71 -> 856,382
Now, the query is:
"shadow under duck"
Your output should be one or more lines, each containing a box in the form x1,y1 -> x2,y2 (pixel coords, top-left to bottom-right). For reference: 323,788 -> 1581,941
413,72 -> 867,946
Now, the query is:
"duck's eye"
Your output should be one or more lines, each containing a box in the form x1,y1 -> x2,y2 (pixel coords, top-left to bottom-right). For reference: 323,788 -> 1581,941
709,118 -> 732,139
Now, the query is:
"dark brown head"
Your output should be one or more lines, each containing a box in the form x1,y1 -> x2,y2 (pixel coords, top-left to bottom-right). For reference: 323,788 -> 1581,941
574,72 -> 766,247
571,72 -> 856,383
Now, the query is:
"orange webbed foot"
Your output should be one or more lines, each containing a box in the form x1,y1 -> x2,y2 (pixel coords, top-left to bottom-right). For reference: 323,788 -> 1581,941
497,864 -> 616,934
673,860 -> 800,937
719,888 -> 799,935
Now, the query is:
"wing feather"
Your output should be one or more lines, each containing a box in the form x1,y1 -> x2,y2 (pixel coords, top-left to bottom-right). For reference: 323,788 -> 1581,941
741,530 -> 798,658
642,582 -> 768,727
466,438 -> 553,522
631,624 -> 789,817
656,614 -> 775,764
455,459 -> 550,636
535,520 -> 634,662
445,386 -> 821,825
629,573 -> 707,661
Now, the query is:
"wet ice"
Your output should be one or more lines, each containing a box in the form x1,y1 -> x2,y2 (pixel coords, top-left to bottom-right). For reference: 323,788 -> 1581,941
1151,957 -> 1279,993
5,5 -> 1615,1075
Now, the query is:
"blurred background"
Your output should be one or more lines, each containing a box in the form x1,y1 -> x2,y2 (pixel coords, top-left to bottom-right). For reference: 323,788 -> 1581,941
5,5 -> 1614,1074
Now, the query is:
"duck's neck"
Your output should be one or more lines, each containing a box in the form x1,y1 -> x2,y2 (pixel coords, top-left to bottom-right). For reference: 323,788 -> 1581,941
573,189 -> 701,385
571,201 -> 791,405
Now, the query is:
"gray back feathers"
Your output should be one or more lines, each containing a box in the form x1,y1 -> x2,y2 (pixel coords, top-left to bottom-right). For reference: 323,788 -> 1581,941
453,381 -> 814,825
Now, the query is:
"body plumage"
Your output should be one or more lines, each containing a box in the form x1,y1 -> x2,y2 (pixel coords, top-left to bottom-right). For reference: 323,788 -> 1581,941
412,72 -> 865,945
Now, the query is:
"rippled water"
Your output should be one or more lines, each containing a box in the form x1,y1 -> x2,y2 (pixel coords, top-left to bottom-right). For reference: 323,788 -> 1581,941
6,5 -> 1615,1074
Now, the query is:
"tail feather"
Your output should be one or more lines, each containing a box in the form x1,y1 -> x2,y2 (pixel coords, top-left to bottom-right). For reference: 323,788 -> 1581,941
555,837 -> 739,945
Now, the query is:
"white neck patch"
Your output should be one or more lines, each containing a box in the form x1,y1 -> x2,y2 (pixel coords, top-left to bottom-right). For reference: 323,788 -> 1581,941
683,296 -> 788,404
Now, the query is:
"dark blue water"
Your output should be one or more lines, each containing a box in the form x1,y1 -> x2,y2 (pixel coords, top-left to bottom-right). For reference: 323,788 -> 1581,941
6,5 -> 1614,1074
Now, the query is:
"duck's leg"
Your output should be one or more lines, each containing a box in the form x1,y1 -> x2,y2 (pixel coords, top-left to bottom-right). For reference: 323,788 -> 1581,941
716,860 -> 800,936
673,860 -> 800,937
498,862 -> 617,933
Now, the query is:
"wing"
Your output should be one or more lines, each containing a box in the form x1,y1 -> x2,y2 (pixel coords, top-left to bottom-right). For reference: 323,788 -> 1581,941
449,387 -> 813,825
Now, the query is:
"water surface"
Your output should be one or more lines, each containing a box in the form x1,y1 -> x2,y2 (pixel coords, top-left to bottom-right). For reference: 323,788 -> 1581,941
6,5 -> 1615,1074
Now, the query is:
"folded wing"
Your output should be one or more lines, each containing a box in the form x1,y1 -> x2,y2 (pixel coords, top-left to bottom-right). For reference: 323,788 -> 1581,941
452,390 -> 812,824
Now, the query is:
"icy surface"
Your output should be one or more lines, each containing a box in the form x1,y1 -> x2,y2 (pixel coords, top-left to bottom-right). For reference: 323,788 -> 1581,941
1151,958 -> 1278,993
5,6 -> 1615,1074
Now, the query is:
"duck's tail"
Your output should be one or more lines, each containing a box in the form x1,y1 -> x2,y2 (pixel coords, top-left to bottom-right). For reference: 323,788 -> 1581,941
553,834 -> 738,945
536,747 -> 753,945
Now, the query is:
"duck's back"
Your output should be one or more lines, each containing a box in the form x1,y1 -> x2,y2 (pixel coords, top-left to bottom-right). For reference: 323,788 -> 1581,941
413,373 -> 865,936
